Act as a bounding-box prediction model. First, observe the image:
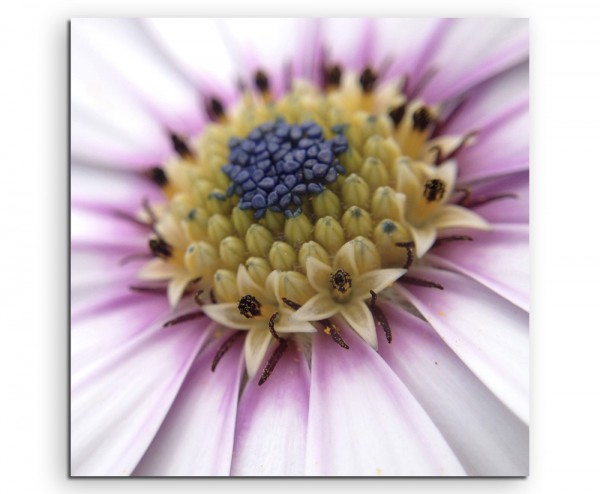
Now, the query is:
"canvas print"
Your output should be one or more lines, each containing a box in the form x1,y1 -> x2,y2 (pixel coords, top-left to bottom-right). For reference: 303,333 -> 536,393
70,18 -> 529,476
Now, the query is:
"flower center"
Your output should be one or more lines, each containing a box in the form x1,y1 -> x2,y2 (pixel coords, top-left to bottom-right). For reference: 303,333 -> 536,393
134,68 -> 492,382
222,118 -> 348,219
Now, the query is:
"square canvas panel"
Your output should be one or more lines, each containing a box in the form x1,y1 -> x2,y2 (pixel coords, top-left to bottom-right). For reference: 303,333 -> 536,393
70,18 -> 529,477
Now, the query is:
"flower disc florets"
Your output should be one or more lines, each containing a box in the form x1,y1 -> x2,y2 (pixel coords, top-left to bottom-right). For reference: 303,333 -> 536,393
137,68 -> 491,381
223,119 -> 348,219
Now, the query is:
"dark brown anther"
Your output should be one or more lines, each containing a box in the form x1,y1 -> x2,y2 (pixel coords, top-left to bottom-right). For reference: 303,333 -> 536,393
437,131 -> 477,165
142,198 -> 158,226
118,252 -> 153,266
323,64 -> 342,88
433,235 -> 473,248
268,312 -> 280,340
399,276 -> 444,290
194,289 -> 204,306
149,238 -> 173,259
209,289 -> 217,304
431,96 -> 468,138
467,192 -> 519,209
408,68 -> 437,99
423,179 -> 446,202
212,332 -> 243,372
330,269 -> 352,294
369,290 -> 392,344
429,145 -> 443,167
170,133 -> 192,159
388,103 -> 407,127
205,97 -> 225,121
146,167 -> 168,187
455,187 -> 472,205
113,209 -> 152,228
282,297 -> 302,311
396,241 -> 415,270
315,319 -> 349,349
258,338 -> 289,386
412,106 -> 433,131
253,70 -> 270,94
238,295 -> 262,319
359,67 -> 378,93
129,285 -> 169,295
163,310 -> 204,328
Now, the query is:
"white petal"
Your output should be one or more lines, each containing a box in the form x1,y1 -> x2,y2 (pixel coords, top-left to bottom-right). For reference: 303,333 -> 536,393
244,328 -> 274,379
457,108 -> 528,182
467,171 -> 529,225
419,18 -> 529,103
71,315 -> 212,475
305,328 -> 465,475
397,267 -> 529,423
133,333 -> 244,475
340,301 -> 378,349
428,224 -> 529,311
71,240 -> 142,309
71,286 -> 177,374
291,292 -> 339,322
71,206 -> 147,251
71,164 -> 161,208
72,19 -> 204,135
145,19 -> 237,98
231,343 -> 310,476
443,62 -> 528,136
379,304 -> 528,475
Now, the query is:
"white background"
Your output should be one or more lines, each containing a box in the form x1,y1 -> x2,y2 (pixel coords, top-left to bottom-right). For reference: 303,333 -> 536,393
1,0 -> 598,492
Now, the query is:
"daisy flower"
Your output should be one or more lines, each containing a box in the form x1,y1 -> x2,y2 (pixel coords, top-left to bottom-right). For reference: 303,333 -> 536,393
71,18 -> 529,476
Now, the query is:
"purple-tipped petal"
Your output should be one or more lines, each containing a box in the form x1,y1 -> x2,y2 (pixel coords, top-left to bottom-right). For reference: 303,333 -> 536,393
456,108 -> 529,182
397,267 -> 529,424
143,19 -> 238,103
305,326 -> 465,476
378,304 -> 528,475
71,207 -> 147,251
71,287 -> 168,373
132,332 -> 244,476
462,170 -> 529,224
230,342 -> 310,476
428,224 -> 529,311
442,62 -> 528,135
71,164 -> 162,208
72,19 -> 205,136
71,314 -> 212,476
419,19 -> 529,103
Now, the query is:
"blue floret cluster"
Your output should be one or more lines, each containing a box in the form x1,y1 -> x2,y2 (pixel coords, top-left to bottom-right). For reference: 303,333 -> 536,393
222,119 -> 348,219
